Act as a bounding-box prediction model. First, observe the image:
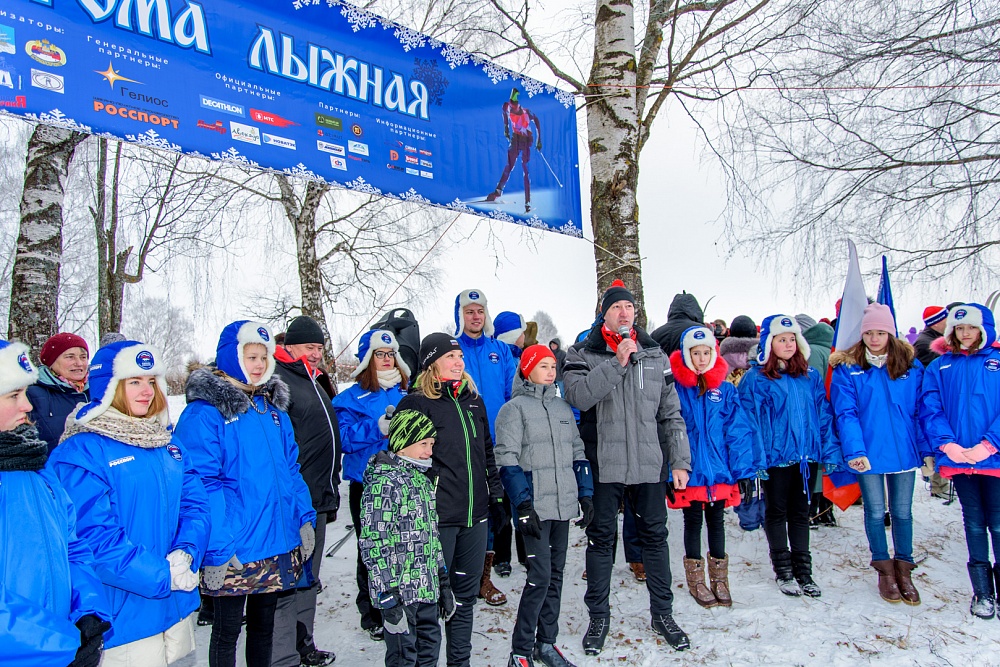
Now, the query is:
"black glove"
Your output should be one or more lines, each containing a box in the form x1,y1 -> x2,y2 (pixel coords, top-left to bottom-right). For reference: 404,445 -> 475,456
738,478 -> 755,501
69,614 -> 110,667
575,496 -> 594,529
489,498 -> 510,538
516,500 -> 542,539
665,483 -> 676,505
438,568 -> 456,621
379,589 -> 408,635
504,127 -> 511,141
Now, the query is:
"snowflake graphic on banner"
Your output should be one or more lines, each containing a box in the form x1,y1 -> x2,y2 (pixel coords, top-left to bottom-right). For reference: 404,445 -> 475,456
481,60 -> 510,85
394,25 -> 425,51
447,198 -> 475,215
344,176 -> 381,195
412,58 -> 449,106
24,109 -> 91,132
284,163 -> 325,181
558,222 -> 582,237
339,2 -> 379,31
554,89 -> 576,108
126,129 -> 181,152
210,147 -> 260,168
398,188 -> 430,203
439,43 -> 469,70
488,209 -> 515,224
519,77 -> 546,98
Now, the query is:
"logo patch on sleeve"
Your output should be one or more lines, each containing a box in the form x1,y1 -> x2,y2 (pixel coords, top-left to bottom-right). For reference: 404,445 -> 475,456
167,444 -> 182,461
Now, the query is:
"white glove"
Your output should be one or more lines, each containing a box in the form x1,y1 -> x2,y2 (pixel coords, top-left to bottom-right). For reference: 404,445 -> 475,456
167,550 -> 198,592
378,415 -> 391,436
300,522 -> 316,559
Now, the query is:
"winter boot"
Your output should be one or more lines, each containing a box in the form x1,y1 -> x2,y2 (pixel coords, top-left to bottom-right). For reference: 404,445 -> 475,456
582,617 -> 609,656
629,562 -> 647,582
968,563 -> 996,619
792,551 -> 821,598
508,653 -> 535,667
708,555 -> 733,607
494,561 -> 513,578
893,559 -> 920,606
480,552 -> 507,606
771,549 -> 802,597
486,189 -> 502,202
300,648 -> 336,666
683,557 -> 717,608
196,594 -> 214,626
871,560 -> 901,603
651,613 -> 690,651
533,642 -> 576,667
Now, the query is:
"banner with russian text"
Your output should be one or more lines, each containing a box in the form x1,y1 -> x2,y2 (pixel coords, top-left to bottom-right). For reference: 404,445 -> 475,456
0,0 -> 583,235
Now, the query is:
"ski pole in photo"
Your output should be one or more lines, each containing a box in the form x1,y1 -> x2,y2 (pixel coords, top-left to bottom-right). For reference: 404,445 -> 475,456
537,149 -> 563,188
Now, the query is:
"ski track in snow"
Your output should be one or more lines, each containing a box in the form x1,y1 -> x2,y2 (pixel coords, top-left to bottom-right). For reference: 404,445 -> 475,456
164,397 -> 1000,666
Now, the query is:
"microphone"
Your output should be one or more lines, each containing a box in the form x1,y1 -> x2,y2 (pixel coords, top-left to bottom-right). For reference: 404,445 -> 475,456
385,405 -> 395,419
618,326 -> 637,365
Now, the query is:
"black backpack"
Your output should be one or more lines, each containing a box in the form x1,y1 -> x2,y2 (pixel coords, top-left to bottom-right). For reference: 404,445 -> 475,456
371,308 -> 420,380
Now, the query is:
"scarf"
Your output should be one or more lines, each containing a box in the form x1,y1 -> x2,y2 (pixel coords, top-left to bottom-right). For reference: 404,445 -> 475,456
400,455 -> 433,470
39,365 -> 88,394
865,349 -> 887,368
377,369 -> 402,389
0,424 -> 48,472
62,407 -> 172,449
601,326 -> 636,352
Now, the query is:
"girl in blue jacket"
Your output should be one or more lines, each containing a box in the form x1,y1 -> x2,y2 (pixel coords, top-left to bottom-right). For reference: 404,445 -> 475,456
174,321 -> 316,667
47,341 -> 210,666
669,327 -> 757,609
830,304 -> 926,606
331,328 -> 410,639
739,315 -> 841,598
920,303 -> 1000,619
0,339 -> 110,667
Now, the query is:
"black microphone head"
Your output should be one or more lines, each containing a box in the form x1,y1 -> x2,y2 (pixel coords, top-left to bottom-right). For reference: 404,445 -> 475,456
617,325 -> 630,337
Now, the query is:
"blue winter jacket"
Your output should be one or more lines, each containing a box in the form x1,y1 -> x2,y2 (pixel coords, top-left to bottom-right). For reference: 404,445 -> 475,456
174,369 -> 316,568
0,467 -> 109,667
920,345 -> 1000,473
46,430 -> 210,649
331,382 -> 406,484
457,332 -> 516,439
830,353 -> 928,474
738,364 -> 842,471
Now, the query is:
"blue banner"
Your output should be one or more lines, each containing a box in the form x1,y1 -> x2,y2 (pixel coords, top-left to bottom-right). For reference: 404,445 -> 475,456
0,0 -> 583,235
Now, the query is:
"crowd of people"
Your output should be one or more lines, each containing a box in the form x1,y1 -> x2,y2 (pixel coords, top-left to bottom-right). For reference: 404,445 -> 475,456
2,280 -> 999,667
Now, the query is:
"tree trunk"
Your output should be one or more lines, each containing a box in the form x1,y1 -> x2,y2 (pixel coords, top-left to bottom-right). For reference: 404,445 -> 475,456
93,139 -> 129,339
586,0 -> 646,327
9,124 -> 85,356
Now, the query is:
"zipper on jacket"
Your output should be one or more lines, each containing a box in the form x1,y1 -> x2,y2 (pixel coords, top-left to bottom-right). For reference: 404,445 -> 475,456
450,393 -> 475,527
308,375 -> 339,505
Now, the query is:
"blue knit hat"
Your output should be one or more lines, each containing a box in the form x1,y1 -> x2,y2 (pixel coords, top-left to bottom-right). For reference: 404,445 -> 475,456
216,320 -> 277,385
75,340 -> 169,424
757,314 -> 810,364
493,311 -> 526,346
0,340 -> 38,396
945,303 -> 997,349
351,329 -> 411,379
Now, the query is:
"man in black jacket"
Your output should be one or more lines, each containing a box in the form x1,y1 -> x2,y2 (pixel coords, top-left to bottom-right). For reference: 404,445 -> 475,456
271,316 -> 341,667
651,293 -> 704,355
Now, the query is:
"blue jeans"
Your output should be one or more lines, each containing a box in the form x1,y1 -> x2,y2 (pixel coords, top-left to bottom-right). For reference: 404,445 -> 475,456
856,471 -> 915,562
952,474 -> 1000,567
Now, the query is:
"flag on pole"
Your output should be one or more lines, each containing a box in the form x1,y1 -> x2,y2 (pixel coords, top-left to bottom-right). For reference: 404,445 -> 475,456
832,240 -> 870,352
876,256 -> 897,336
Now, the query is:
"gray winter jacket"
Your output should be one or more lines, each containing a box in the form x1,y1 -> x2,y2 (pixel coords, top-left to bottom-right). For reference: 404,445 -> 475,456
494,379 -> 587,521
564,326 -> 691,485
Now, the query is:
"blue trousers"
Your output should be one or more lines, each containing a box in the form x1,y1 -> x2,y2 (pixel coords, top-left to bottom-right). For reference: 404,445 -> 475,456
953,474 -> 1000,567
856,471 -> 915,562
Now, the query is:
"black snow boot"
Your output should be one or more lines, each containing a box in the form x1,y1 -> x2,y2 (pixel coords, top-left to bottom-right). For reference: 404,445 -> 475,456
581,617 -> 609,656
771,549 -> 801,597
651,613 -> 690,651
533,643 -> 576,667
792,551 -> 821,598
969,563 -> 996,619
508,653 -> 535,667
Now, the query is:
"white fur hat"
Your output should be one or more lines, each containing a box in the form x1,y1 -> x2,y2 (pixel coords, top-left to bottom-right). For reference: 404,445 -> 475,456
454,289 -> 494,338
945,303 -> 997,349
680,326 -> 718,372
757,314 -> 811,365
0,341 -> 38,396
217,320 -> 277,386
75,341 -> 170,425
351,329 -> 411,379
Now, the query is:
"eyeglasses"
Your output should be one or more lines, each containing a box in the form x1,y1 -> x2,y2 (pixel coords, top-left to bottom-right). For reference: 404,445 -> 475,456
373,351 -> 396,359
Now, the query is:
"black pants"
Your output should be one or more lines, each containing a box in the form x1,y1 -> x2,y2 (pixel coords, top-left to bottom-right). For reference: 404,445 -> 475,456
682,501 -> 726,560
209,592 -> 278,667
762,464 -> 815,566
439,521 -> 489,667
383,602 -> 442,667
492,493 -> 515,564
585,480 -> 673,617
351,481 -> 382,630
512,520 -> 569,655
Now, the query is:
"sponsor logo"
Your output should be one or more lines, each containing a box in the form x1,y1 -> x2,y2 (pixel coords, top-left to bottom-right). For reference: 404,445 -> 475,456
315,112 -> 342,130
404,145 -> 416,153
25,39 -> 65,67
419,159 -> 432,168
31,69 -> 63,93
0,25 -> 14,55
257,327 -> 270,342
0,67 -> 13,89
197,119 -> 226,134
317,140 -> 345,155
263,133 -> 296,150
0,95 -> 25,108
93,99 -> 179,128
405,167 -> 418,175
167,444 -> 182,461
779,317 -> 793,328
330,156 -> 347,171
270,411 -> 281,427
109,455 -> 135,468
16,352 -> 32,373
347,154 -> 369,163
955,309 -> 967,320
489,352 -> 500,364
420,170 -> 433,179
419,148 -> 432,156
350,123 -> 363,137
468,291 -> 480,300
707,389 -> 723,403
347,140 -> 368,156
381,333 -> 393,344
387,163 -> 404,172
200,95 -> 245,117
95,62 -> 140,89
986,359 -> 1000,373
89,364 -> 103,372
135,350 -> 155,370
405,155 -> 419,165
389,150 -> 399,161
230,121 -> 261,145
250,108 -> 298,127
693,330 -> 706,340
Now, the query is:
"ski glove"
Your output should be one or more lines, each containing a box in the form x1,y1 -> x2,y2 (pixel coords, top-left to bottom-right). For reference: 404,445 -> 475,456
202,554 -> 243,591
378,415 -> 391,436
848,456 -> 872,473
379,589 -> 408,635
69,614 -> 110,667
516,500 -> 542,539
300,522 -> 316,559
489,498 -> 510,538
575,496 -> 594,529
737,478 -> 756,501
167,549 -> 198,592
966,440 -> 998,464
940,442 -> 968,464
438,568 -> 456,621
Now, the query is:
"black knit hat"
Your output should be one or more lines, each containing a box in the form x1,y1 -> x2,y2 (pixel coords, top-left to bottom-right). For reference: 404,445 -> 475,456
418,332 -> 462,371
284,316 -> 325,346
600,279 -> 635,317
729,315 -> 757,339
388,409 -> 437,452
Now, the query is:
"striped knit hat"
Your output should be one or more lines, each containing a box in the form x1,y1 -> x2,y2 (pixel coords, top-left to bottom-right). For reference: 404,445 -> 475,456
388,409 -> 437,453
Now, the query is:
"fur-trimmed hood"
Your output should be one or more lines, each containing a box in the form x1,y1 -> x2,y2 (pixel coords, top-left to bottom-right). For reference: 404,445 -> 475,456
828,349 -> 854,369
669,349 -> 729,389
931,336 -> 950,356
184,366 -> 290,420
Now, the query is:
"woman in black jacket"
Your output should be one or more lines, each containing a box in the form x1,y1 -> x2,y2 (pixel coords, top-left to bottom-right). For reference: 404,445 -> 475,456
395,332 -> 506,667
26,333 -> 90,452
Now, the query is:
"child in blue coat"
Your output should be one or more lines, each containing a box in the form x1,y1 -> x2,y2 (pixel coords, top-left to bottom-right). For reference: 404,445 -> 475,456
830,304 -> 927,606
668,327 -> 757,608
920,303 -> 1000,619
739,315 -> 841,598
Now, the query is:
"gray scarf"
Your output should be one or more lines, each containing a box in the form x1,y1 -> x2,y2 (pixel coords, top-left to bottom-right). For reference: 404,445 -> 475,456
0,424 -> 48,472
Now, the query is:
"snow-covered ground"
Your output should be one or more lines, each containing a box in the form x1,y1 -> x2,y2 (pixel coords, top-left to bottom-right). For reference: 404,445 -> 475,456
166,397 -> 997,666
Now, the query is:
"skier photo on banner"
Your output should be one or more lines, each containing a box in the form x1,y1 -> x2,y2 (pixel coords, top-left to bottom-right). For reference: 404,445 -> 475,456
486,88 -> 542,213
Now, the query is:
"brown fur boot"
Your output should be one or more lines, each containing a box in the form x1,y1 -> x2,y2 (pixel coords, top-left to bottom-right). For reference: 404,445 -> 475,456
872,560 -> 902,603
684,557 -> 718,608
479,552 -> 507,606
893,559 -> 920,606
708,555 -> 733,607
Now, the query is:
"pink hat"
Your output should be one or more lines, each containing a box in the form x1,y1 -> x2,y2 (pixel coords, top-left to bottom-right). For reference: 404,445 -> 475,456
860,303 -> 896,336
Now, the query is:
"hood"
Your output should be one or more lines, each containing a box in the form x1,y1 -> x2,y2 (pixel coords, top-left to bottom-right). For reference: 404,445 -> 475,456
802,322 -> 835,349
828,349 -> 855,369
669,349 -> 729,390
667,293 -> 703,323
185,367 -> 290,420
511,377 -> 558,401
719,335 -> 757,372
216,320 -> 277,385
